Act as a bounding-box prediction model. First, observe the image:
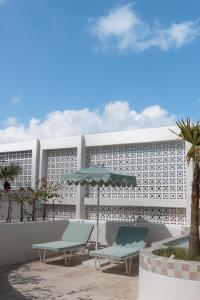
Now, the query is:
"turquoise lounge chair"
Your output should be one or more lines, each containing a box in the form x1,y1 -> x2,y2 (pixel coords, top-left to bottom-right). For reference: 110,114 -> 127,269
89,226 -> 149,275
33,222 -> 94,265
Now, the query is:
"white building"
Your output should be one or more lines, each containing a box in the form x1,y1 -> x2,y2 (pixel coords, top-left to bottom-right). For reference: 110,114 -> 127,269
0,126 -> 193,227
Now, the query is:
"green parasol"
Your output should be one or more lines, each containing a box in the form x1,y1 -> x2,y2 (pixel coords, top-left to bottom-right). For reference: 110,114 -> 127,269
61,167 -> 136,249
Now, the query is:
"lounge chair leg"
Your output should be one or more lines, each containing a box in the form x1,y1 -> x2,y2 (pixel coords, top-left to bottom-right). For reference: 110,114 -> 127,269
125,258 -> 132,275
64,251 -> 72,265
39,250 -> 42,262
94,257 -> 101,271
39,250 -> 46,263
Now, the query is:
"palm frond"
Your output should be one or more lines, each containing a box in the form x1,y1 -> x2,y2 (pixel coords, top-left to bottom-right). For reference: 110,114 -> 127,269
171,119 -> 200,164
0,164 -> 21,181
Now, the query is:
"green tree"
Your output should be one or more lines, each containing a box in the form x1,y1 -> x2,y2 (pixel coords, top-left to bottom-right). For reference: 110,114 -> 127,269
36,178 -> 60,221
173,119 -> 200,255
13,187 -> 33,222
0,164 -> 21,222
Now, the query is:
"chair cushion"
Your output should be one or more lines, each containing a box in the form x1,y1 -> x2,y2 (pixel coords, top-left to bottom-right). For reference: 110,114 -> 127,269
112,226 -> 149,249
90,246 -> 139,260
32,241 -> 83,252
61,222 -> 94,245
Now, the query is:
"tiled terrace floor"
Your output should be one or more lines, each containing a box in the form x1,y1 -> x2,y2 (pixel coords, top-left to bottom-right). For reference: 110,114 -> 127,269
0,256 -> 139,300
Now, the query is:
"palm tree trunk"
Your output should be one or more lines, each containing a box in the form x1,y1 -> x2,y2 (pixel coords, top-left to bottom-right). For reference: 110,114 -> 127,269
20,201 -> 24,222
52,200 -> 55,220
6,198 -> 12,223
189,163 -> 200,255
32,196 -> 36,221
43,201 -> 46,221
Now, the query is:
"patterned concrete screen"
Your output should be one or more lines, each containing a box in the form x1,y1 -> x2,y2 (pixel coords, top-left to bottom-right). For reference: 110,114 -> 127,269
0,150 -> 32,188
85,205 -> 186,225
46,204 -> 76,219
85,141 -> 186,225
45,148 -> 78,219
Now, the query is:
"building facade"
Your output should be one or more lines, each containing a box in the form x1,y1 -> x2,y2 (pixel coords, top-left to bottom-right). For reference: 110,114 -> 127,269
0,126 -> 193,226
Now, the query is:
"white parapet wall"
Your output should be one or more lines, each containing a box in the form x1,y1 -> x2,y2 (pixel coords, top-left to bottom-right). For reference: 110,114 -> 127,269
72,219 -> 182,246
0,219 -> 182,267
138,235 -> 200,300
0,220 -> 68,267
138,267 -> 200,300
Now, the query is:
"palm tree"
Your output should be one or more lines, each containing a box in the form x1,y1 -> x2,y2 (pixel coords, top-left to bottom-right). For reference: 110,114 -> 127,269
0,164 -> 21,222
173,119 -> 200,255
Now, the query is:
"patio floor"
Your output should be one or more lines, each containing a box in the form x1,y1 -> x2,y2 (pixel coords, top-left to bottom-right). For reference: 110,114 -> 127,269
0,255 -> 139,300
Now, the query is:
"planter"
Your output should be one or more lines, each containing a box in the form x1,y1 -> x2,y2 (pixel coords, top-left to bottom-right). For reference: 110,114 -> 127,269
138,235 -> 200,300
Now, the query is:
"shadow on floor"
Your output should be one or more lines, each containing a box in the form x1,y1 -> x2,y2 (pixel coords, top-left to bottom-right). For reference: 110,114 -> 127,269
44,253 -> 91,267
0,264 -> 65,300
100,258 -> 139,277
0,265 -> 28,300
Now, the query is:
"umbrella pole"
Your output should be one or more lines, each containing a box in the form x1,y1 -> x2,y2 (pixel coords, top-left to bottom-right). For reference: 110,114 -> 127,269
96,184 -> 100,250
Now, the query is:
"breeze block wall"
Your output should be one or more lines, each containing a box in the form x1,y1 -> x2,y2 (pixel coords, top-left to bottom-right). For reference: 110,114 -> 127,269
0,140 -> 39,221
0,127 -> 193,226
0,150 -> 32,188
85,141 -> 186,225
45,148 -> 77,219
39,136 -> 84,220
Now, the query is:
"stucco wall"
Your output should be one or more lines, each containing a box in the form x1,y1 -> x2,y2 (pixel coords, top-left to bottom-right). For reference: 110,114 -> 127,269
138,267 -> 200,300
73,219 -> 181,246
0,219 -> 181,267
0,220 -> 68,267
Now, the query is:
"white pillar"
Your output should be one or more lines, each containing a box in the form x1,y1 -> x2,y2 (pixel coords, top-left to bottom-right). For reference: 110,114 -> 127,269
39,149 -> 48,181
31,139 -> 40,190
76,135 -> 86,219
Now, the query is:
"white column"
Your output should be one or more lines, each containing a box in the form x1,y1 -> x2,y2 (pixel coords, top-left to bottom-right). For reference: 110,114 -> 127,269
76,135 -> 86,219
185,141 -> 193,227
39,149 -> 48,181
31,139 -> 40,189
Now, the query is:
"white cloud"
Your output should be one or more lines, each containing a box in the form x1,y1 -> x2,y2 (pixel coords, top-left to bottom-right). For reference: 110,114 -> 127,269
90,4 -> 200,52
9,95 -> 22,104
0,101 -> 176,144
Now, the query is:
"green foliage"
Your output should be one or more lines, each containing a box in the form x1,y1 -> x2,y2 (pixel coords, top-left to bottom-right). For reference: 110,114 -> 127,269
0,164 -> 21,183
36,177 -> 61,202
171,118 -> 200,164
0,163 -> 22,222
157,247 -> 200,262
36,177 -> 61,220
13,187 -> 31,203
171,118 -> 200,255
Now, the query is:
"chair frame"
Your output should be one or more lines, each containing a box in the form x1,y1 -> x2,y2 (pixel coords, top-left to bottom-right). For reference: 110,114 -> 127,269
38,246 -> 87,265
93,251 -> 139,275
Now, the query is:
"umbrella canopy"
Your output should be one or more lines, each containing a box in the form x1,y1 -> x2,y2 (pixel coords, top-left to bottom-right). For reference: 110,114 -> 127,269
61,167 -> 136,187
61,167 -> 136,249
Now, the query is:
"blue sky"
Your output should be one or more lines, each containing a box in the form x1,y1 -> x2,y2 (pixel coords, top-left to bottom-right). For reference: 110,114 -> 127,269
0,0 -> 200,143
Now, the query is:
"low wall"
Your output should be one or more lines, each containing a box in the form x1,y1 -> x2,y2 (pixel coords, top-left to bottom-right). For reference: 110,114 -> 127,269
138,235 -> 200,300
0,220 -> 68,267
0,201 -> 42,222
0,219 -> 183,268
78,220 -> 182,246
139,267 -> 200,300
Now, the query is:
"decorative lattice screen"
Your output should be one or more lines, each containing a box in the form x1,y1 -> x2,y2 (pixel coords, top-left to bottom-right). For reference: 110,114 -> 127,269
85,205 -> 186,225
46,148 -> 77,205
46,204 -> 76,219
0,150 -> 32,188
85,141 -> 186,225
86,141 -> 186,201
